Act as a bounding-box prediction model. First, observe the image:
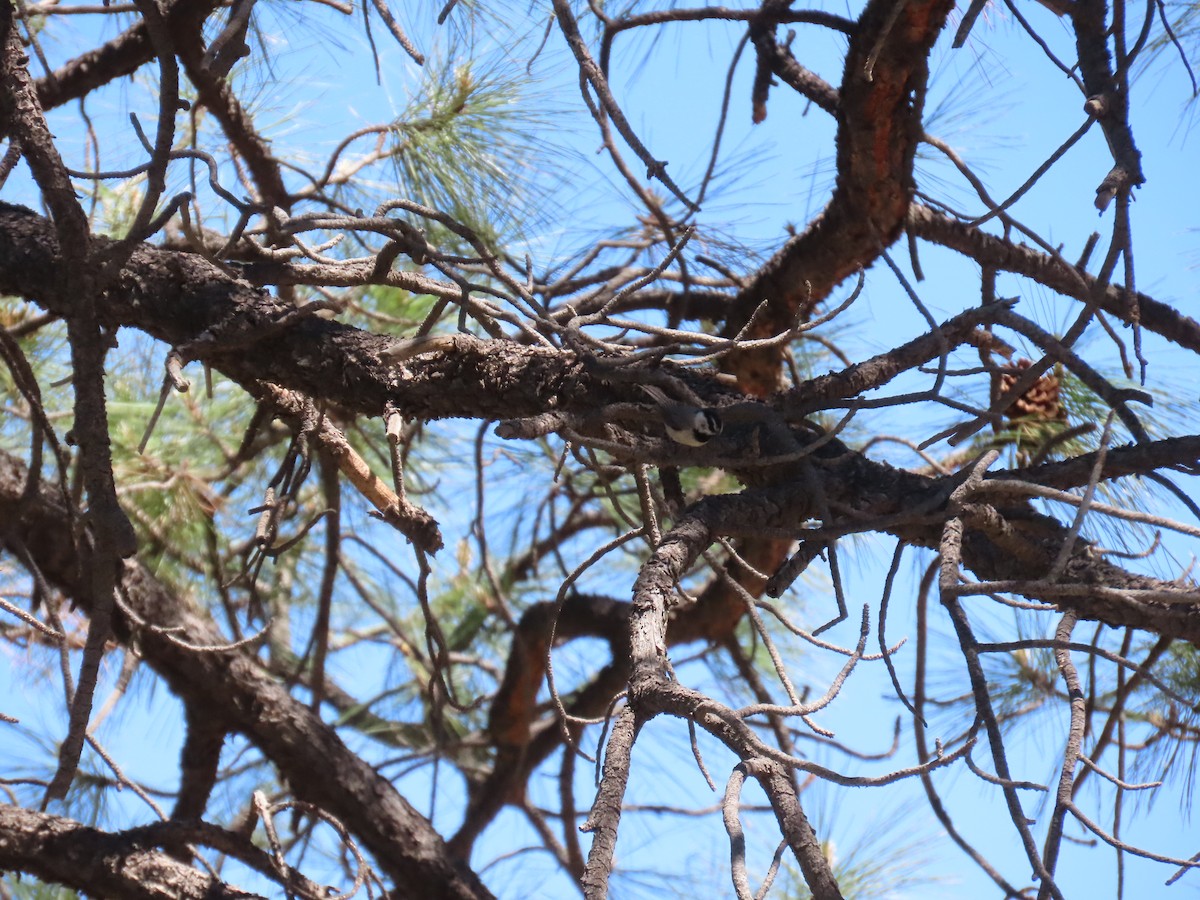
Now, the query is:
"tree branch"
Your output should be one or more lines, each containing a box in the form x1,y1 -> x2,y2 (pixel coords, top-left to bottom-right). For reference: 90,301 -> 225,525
0,804 -> 263,900
0,450 -> 494,900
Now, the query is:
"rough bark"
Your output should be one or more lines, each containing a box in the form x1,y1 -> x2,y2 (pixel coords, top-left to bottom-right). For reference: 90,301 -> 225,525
0,451 -> 494,900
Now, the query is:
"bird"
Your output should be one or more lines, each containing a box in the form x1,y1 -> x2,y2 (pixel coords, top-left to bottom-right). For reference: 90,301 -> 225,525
640,385 -> 722,447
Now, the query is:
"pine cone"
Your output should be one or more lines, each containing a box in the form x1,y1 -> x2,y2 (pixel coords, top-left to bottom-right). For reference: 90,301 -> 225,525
996,358 -> 1067,422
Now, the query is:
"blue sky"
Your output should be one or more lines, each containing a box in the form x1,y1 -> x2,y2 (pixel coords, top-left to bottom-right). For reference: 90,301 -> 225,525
3,0 -> 1200,898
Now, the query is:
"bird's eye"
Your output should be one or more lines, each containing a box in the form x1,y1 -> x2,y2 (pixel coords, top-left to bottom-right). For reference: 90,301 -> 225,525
700,410 -> 723,436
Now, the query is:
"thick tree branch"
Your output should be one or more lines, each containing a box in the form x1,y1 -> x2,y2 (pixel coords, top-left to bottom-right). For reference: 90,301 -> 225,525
1,7 -> 137,803
163,6 -> 290,208
30,0 -> 225,112
624,507 -> 843,898
1,200 -> 1194,645
0,451 -> 493,900
725,0 -> 955,389
0,201 -> 591,423
0,804 -> 262,900
907,203 -> 1200,353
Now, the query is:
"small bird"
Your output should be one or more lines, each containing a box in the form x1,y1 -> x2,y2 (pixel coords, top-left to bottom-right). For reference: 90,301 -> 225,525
640,385 -> 723,447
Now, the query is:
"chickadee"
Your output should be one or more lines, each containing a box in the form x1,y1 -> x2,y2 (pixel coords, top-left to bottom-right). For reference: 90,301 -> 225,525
640,385 -> 723,447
